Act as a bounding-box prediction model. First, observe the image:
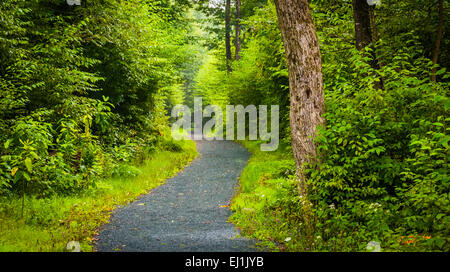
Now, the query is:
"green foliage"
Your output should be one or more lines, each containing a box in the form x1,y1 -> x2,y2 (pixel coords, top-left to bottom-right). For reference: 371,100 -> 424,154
230,140 -> 306,251
193,52 -> 230,108
302,32 -> 450,251
375,0 -> 450,74
0,141 -> 198,252
196,1 -> 290,138
0,0 -> 201,197
112,165 -> 143,178
1,0 -> 448,253
227,0 -> 449,252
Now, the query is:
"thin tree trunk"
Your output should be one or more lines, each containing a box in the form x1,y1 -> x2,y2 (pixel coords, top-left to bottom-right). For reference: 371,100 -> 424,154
352,0 -> 372,50
369,5 -> 381,68
235,0 -> 241,60
273,0 -> 325,198
225,0 -> 232,72
369,6 -> 379,46
368,5 -> 385,89
432,0 -> 444,82
352,0 -> 384,89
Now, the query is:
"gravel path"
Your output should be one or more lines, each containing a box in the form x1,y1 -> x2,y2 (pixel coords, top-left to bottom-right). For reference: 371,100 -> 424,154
95,139 -> 259,252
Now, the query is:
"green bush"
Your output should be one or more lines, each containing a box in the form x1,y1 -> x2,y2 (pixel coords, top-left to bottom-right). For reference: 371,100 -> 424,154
112,164 -> 143,178
228,9 -> 449,250
0,0 -> 198,198
305,39 -> 449,251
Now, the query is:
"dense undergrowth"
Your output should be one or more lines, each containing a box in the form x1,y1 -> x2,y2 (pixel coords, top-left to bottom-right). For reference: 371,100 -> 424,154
0,0 -> 204,198
0,0 -> 203,252
0,139 -> 197,252
0,0 -> 448,253
218,1 -> 449,252
231,126 -> 448,252
229,51 -> 449,250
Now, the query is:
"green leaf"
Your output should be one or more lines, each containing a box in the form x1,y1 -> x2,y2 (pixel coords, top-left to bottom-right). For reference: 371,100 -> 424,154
23,172 -> 31,181
4,139 -> 12,149
436,68 -> 446,76
29,151 -> 39,160
24,157 -> 33,173
434,238 -> 446,249
445,100 -> 450,111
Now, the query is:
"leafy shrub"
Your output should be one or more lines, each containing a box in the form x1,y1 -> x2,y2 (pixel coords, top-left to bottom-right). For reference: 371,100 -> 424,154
160,138 -> 184,152
230,24 -> 449,251
305,38 -> 450,251
112,164 -> 143,178
0,0 -> 196,198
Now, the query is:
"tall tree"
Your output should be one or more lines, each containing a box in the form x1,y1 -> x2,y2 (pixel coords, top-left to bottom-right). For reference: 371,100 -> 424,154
235,0 -> 242,60
432,0 -> 444,82
352,0 -> 373,50
225,0 -> 232,72
352,0 -> 384,88
273,0 -> 325,198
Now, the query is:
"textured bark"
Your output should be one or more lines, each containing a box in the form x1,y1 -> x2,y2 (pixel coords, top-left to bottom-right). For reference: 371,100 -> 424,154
352,0 -> 372,50
235,0 -> 242,60
273,0 -> 325,197
432,0 -> 444,82
225,0 -> 232,72
368,6 -> 379,45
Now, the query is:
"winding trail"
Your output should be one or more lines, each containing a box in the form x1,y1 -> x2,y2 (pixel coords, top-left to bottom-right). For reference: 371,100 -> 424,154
95,139 -> 259,252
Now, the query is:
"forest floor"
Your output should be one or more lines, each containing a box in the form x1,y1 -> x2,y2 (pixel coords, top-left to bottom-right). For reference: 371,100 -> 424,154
94,139 -> 261,252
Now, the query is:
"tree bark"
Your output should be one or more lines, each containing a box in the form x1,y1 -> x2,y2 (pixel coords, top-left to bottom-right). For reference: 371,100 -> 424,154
368,6 -> 379,46
273,0 -> 325,197
352,0 -> 384,89
432,0 -> 444,82
368,5 -> 385,88
235,0 -> 241,60
352,0 -> 373,50
225,0 -> 232,72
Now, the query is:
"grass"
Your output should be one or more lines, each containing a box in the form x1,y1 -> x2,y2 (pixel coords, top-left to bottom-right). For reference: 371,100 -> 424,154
0,139 -> 198,252
230,140 -> 443,252
229,140 -> 306,251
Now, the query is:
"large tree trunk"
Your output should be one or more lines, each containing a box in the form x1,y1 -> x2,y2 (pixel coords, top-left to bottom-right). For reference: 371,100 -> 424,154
273,0 -> 325,197
225,0 -> 232,72
432,0 -> 444,82
235,0 -> 241,60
